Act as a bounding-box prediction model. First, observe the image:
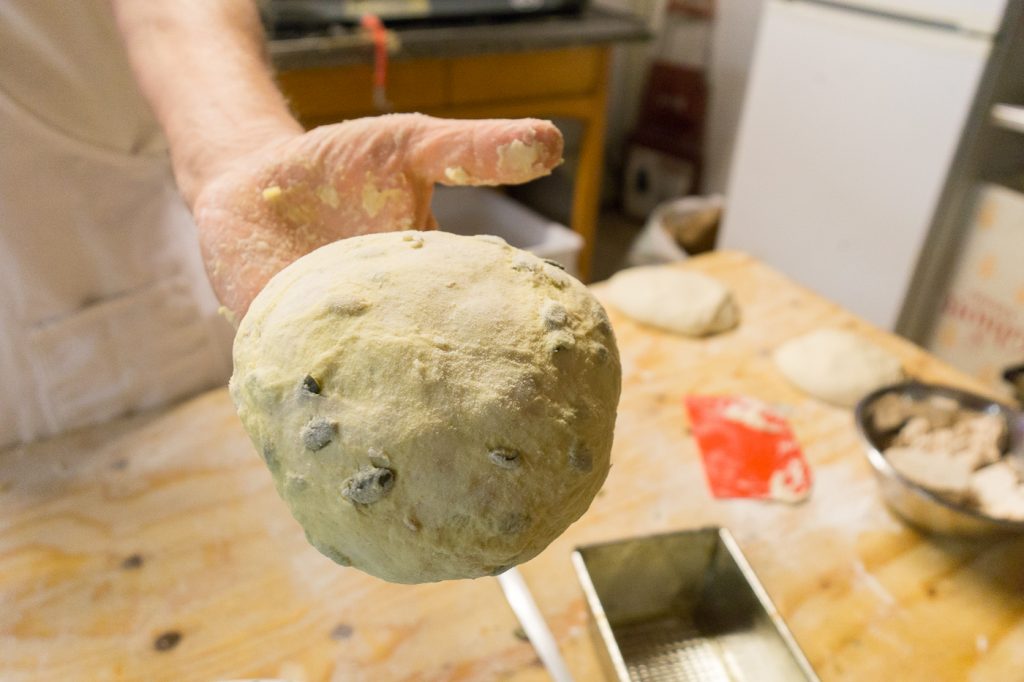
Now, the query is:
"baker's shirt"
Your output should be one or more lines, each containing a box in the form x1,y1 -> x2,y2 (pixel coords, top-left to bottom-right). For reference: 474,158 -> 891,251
0,1 -> 234,448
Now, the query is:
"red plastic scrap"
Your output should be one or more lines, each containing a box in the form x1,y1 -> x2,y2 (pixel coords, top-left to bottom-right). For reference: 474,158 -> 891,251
685,395 -> 811,503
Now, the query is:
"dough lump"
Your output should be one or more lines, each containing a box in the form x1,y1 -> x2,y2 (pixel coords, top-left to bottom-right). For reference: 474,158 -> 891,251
773,329 -> 903,407
230,231 -> 621,583
604,266 -> 739,336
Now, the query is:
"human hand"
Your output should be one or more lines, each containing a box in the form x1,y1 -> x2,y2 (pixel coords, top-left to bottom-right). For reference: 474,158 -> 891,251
192,113 -> 563,322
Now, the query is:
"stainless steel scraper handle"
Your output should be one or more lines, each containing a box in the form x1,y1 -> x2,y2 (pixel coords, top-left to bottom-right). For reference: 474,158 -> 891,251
497,567 -> 575,682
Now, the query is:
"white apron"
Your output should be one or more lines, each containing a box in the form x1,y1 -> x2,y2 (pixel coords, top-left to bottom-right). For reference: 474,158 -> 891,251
0,12 -> 234,448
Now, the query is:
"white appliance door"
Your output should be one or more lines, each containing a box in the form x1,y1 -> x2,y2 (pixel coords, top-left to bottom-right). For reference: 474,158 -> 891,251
720,0 -> 992,329
828,0 -> 1006,34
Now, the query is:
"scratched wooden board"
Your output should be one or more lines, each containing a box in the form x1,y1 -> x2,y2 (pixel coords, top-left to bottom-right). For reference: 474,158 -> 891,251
2,251 -> 1023,681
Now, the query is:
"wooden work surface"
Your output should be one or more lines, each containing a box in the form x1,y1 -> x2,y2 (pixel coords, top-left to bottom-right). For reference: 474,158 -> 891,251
3,251 -> 1023,681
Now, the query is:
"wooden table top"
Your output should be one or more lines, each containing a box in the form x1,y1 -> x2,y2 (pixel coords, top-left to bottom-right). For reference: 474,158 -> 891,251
3,251 -> 1022,682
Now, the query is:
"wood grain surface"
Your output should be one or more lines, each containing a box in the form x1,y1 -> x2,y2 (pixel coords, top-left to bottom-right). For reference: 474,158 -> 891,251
2,251 -> 1022,681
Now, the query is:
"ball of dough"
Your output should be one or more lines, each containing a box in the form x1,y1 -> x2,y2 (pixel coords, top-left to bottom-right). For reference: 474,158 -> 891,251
773,329 -> 903,407
604,266 -> 739,336
230,231 -> 621,583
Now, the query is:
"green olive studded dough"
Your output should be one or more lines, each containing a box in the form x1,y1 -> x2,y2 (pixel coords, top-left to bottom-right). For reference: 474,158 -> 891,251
230,231 -> 621,583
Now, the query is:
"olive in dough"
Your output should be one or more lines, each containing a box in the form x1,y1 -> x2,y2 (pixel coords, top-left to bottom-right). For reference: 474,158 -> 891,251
773,329 -> 903,408
230,231 -> 621,583
604,266 -> 739,336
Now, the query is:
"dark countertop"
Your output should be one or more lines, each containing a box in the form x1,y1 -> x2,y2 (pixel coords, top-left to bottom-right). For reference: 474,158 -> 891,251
269,6 -> 650,71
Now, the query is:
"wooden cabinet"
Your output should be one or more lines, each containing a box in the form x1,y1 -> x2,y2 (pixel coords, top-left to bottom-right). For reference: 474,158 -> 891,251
276,46 -> 611,280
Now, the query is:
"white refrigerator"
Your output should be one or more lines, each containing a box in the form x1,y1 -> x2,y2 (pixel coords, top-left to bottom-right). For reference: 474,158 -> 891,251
719,0 -> 1008,330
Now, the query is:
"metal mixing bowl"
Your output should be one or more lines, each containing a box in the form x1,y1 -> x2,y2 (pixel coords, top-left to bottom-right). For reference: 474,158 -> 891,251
855,381 -> 1024,536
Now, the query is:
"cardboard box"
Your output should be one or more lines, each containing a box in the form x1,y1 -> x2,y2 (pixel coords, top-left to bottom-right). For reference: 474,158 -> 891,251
928,183 -> 1024,396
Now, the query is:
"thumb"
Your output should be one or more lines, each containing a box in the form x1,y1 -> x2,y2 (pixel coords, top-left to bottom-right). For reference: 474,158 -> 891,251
408,116 -> 563,187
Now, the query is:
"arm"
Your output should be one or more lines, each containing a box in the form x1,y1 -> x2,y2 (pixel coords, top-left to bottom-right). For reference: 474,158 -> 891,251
111,0 -> 564,319
111,0 -> 301,208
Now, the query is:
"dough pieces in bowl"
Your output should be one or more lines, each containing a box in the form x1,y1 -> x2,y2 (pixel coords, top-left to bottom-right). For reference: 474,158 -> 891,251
230,230 -> 621,583
604,266 -> 739,336
773,329 -> 903,407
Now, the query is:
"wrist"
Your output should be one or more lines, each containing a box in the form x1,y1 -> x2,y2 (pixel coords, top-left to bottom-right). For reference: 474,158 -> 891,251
175,113 -> 303,209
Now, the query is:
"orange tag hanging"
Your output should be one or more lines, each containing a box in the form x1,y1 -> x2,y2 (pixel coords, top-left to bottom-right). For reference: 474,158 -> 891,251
360,13 -> 391,111
685,395 -> 812,503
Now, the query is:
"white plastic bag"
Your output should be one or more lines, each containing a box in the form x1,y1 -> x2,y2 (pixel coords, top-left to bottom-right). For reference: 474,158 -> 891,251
626,194 -> 724,266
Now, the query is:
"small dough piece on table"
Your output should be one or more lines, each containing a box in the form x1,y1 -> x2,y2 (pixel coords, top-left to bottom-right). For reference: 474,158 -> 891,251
230,230 -> 621,583
603,266 -> 739,336
773,329 -> 903,408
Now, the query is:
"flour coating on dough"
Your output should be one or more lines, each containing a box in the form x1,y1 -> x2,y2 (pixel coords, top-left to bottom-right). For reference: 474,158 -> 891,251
230,231 -> 621,583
